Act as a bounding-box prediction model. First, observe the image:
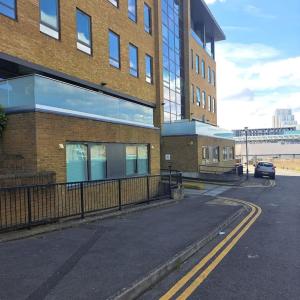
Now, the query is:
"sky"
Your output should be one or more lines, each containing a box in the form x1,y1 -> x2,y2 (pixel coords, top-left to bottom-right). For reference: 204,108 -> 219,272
204,0 -> 300,129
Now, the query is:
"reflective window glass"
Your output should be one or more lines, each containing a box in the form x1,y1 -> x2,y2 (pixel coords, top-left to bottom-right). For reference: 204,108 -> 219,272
0,0 -> 16,19
137,145 -> 148,174
108,0 -> 119,7
129,44 -> 138,77
76,9 -> 92,54
196,87 -> 201,106
128,0 -> 137,22
66,144 -> 88,182
144,3 -> 152,34
40,0 -> 59,39
145,54 -> 153,83
90,145 -> 107,180
109,30 -> 120,68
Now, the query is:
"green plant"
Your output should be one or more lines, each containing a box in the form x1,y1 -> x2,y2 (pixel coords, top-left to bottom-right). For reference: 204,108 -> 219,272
0,105 -> 7,137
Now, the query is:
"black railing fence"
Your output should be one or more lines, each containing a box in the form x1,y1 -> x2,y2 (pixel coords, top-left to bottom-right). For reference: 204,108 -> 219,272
0,172 -> 182,232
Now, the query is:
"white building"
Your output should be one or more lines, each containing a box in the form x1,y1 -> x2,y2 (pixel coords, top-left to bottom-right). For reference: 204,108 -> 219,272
272,109 -> 298,128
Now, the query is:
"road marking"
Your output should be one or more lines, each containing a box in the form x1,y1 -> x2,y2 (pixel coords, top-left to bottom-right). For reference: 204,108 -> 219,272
160,199 -> 260,300
177,202 -> 262,299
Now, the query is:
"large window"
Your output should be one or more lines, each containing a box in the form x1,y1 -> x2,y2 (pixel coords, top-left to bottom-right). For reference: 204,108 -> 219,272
196,87 -> 201,106
129,44 -> 138,77
201,59 -> 205,78
0,0 -> 16,19
109,30 -> 120,68
195,55 -> 200,74
66,144 -> 88,182
90,144 -> 107,180
108,0 -> 118,7
223,147 -> 234,161
76,9 -> 92,55
162,0 -> 183,122
145,54 -> 153,83
126,145 -> 149,176
144,3 -> 152,34
128,0 -> 137,22
40,0 -> 59,39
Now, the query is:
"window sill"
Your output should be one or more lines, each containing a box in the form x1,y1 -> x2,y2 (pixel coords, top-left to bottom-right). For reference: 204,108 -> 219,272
77,42 -> 92,55
40,24 -> 60,40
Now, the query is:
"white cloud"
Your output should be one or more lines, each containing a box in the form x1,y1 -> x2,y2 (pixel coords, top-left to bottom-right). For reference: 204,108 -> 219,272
216,42 -> 300,129
205,0 -> 226,5
244,4 -> 276,19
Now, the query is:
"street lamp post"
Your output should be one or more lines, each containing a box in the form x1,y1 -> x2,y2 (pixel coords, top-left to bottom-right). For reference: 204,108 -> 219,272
244,126 -> 249,180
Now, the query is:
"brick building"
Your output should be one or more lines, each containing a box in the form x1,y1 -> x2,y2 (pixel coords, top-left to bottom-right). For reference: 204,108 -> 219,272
0,0 -> 234,183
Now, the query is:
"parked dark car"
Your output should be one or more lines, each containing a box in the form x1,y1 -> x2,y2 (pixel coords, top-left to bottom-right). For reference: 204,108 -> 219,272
254,162 -> 276,179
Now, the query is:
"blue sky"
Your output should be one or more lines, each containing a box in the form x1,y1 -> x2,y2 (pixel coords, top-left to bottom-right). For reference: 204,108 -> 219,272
205,0 -> 300,129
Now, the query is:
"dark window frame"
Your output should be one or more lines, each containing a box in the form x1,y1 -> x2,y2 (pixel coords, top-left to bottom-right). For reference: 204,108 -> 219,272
109,29 -> 121,69
76,8 -> 93,55
0,0 -> 17,20
39,0 -> 60,39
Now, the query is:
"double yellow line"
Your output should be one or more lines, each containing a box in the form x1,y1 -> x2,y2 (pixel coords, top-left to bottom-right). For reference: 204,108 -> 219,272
160,198 -> 262,300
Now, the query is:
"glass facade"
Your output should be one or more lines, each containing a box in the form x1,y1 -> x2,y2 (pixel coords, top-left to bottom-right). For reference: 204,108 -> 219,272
0,0 -> 16,19
40,0 -> 59,39
0,75 -> 154,127
162,0 -> 183,122
126,145 -> 149,176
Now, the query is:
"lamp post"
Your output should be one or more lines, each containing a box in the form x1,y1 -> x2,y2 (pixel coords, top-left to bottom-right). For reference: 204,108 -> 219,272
244,126 -> 249,180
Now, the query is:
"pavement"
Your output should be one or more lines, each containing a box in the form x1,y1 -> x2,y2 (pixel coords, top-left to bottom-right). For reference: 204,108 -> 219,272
0,186 -> 245,300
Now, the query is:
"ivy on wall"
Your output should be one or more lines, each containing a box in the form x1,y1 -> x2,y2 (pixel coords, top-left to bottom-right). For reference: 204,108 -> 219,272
0,105 -> 7,137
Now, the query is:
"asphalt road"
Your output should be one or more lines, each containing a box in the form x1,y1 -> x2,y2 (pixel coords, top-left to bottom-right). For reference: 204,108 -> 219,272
143,173 -> 300,300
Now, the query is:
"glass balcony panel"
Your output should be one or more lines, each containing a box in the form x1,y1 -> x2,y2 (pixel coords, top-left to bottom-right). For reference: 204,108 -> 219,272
0,75 -> 154,127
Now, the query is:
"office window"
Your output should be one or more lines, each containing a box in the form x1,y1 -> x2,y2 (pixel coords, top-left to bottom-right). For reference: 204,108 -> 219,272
195,55 -> 200,74
128,0 -> 137,22
145,54 -> 153,83
126,146 -> 137,175
212,70 -> 216,86
212,97 -> 216,113
0,0 -> 16,19
40,0 -> 59,39
66,144 -> 88,182
108,0 -> 119,7
76,9 -> 92,55
208,66 -> 211,83
202,146 -> 209,164
212,146 -> 220,163
201,59 -> 205,78
129,44 -> 138,77
191,49 -> 194,69
137,145 -> 149,174
196,87 -> 201,106
202,90 -> 206,108
191,84 -> 194,103
109,30 -> 120,68
208,95 -> 211,111
144,3 -> 152,34
90,144 -> 107,180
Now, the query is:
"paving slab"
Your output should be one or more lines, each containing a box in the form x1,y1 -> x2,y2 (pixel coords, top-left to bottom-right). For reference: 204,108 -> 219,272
0,191 -> 242,300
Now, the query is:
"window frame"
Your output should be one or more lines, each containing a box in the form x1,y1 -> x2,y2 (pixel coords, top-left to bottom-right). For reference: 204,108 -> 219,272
195,54 -> 200,74
201,59 -> 205,79
145,54 -> 153,84
109,30 -> 121,69
126,144 -> 149,176
0,0 -> 17,20
144,3 -> 152,34
202,90 -> 206,109
196,87 -> 201,106
129,43 -> 139,77
39,0 -> 60,40
128,0 -> 137,23
76,8 -> 92,55
191,49 -> 194,69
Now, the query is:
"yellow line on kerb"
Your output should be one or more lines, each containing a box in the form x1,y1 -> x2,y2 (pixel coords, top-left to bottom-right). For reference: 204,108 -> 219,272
160,199 -> 261,300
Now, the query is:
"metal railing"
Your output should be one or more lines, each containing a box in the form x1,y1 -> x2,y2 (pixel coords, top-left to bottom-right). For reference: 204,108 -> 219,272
0,172 -> 182,232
